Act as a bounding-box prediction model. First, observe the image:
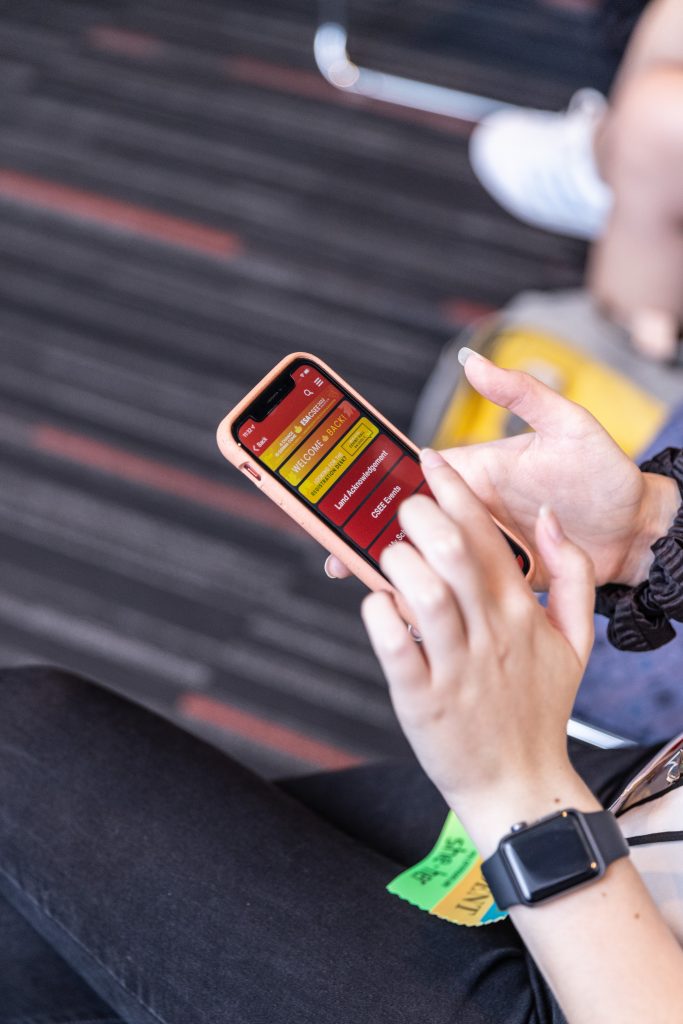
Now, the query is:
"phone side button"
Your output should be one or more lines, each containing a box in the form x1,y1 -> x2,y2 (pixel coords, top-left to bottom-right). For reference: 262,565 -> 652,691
240,461 -> 262,482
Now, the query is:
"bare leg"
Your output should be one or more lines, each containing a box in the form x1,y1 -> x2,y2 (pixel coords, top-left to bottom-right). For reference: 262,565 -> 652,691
609,0 -> 683,94
589,0 -> 683,359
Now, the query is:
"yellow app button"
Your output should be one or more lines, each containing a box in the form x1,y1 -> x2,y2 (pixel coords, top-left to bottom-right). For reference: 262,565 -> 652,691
279,401 -> 359,485
300,419 -> 378,503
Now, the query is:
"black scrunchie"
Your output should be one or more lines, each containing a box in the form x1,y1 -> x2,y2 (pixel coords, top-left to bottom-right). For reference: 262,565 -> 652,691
595,448 -> 683,652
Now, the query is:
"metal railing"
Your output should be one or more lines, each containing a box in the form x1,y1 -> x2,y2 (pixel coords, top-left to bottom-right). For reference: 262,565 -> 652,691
314,19 -> 519,123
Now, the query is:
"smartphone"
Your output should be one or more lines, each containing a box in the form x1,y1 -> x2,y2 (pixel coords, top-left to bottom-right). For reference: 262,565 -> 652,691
217,352 -> 533,614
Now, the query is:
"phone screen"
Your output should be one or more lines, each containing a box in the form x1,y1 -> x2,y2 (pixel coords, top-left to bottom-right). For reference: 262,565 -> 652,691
233,356 -> 530,576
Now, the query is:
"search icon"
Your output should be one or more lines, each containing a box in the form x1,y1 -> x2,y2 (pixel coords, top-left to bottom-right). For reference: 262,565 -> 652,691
303,389 -> 314,396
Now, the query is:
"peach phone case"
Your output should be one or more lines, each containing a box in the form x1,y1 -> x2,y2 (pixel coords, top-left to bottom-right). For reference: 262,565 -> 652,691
216,352 -> 534,622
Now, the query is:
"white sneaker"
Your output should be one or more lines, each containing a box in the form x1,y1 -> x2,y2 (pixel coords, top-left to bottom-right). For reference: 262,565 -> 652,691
469,89 -> 613,241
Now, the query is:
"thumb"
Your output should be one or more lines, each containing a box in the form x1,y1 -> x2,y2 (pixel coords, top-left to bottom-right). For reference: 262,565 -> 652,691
324,554 -> 352,580
458,348 -> 588,439
535,504 -> 595,664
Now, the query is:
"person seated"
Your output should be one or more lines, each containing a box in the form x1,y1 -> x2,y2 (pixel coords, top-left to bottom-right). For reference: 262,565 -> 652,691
2,351 -> 683,1023
469,0 -> 683,362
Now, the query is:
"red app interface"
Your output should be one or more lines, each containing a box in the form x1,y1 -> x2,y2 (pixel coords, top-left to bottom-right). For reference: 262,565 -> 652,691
238,363 -> 432,567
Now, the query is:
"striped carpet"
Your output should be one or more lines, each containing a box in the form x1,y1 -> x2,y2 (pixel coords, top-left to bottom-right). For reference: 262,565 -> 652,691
0,0 -> 606,775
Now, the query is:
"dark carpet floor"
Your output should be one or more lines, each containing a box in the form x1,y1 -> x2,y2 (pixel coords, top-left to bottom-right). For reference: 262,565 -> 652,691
0,0 -> 615,775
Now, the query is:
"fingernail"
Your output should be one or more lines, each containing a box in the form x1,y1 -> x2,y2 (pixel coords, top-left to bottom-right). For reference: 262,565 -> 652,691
540,503 -> 564,543
408,623 -> 423,643
324,556 -> 338,579
420,447 -> 446,469
457,346 -> 483,366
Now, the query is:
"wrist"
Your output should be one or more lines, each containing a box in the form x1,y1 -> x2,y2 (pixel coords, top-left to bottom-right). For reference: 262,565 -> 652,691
451,770 -> 601,861
616,474 -> 680,587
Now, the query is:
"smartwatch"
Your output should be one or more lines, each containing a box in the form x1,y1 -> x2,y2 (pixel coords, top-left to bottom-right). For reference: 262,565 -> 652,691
481,808 -> 629,909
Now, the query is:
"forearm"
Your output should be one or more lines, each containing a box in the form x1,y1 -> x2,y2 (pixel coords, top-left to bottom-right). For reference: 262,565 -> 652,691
513,859 -> 683,1024
364,442 -> 683,1022
455,773 -> 683,1024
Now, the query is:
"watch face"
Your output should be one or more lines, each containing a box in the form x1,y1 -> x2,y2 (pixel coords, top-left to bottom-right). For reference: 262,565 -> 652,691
503,811 -> 601,904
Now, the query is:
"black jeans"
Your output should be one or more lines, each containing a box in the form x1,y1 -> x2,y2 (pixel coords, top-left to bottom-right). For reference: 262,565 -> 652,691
0,666 -> 658,1024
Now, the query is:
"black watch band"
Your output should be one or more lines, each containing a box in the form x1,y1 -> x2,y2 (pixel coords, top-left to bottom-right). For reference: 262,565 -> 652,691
481,843 -> 527,911
481,809 -> 629,910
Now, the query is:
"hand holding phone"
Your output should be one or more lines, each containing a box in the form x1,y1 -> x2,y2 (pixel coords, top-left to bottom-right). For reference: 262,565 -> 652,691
359,448 -> 595,828
217,353 -> 533,620
429,350 -> 665,591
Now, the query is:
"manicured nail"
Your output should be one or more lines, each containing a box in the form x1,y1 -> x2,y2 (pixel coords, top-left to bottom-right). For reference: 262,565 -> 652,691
540,503 -> 564,543
420,448 -> 446,469
324,556 -> 338,579
458,346 -> 483,366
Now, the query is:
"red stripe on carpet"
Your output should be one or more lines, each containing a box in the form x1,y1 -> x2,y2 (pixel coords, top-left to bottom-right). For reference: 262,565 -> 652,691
87,26 -> 167,58
31,425 -> 300,535
441,298 -> 497,325
226,57 -> 473,136
540,0 -> 598,10
0,170 -> 242,257
85,28 -> 472,137
180,693 -> 366,770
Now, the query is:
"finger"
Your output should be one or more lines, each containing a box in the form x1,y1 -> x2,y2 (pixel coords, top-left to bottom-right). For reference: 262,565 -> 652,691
396,491 -> 492,643
324,554 -> 351,580
379,541 -> 466,666
535,504 -> 595,664
630,308 -> 679,363
416,450 -> 524,585
458,348 -> 593,440
361,590 -> 429,693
